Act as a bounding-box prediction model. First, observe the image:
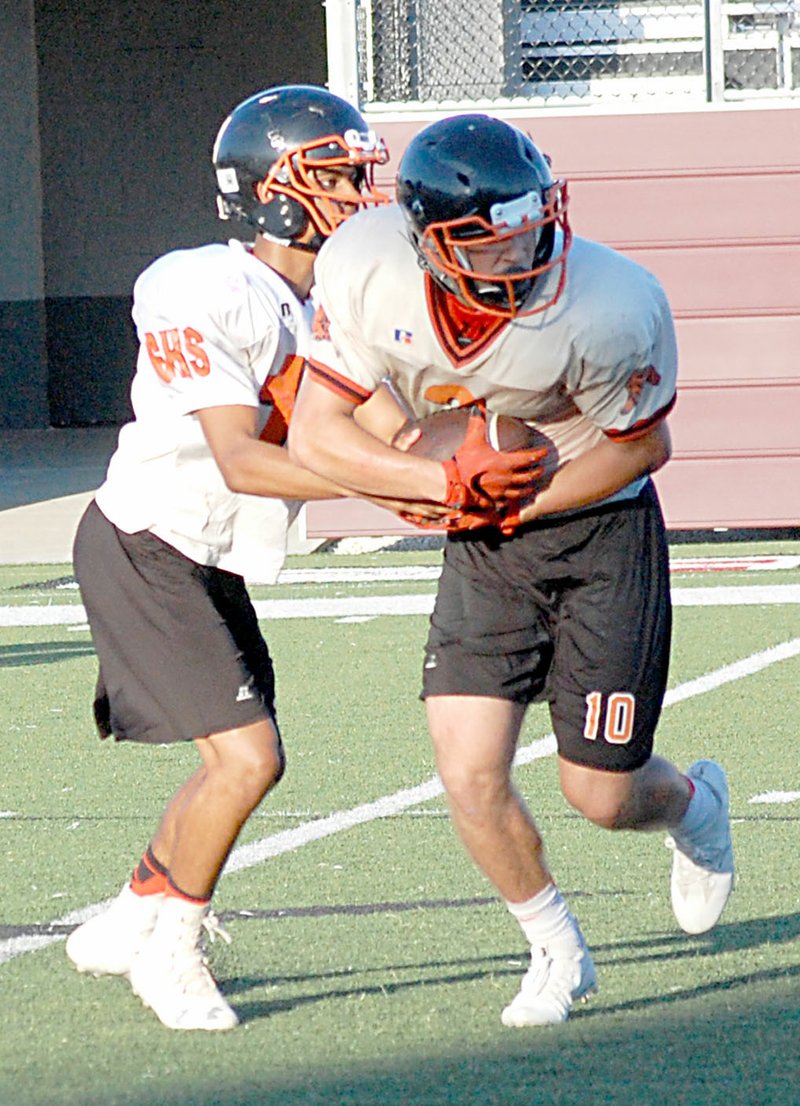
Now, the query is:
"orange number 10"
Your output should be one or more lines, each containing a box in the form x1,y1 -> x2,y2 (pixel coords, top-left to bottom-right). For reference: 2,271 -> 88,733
583,691 -> 635,745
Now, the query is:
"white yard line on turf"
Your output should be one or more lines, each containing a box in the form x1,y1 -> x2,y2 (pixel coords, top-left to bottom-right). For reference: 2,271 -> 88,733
2,584 -> 800,627
278,556 -> 800,582
750,791 -> 800,804
2,636 -> 799,968
36,553 -> 800,592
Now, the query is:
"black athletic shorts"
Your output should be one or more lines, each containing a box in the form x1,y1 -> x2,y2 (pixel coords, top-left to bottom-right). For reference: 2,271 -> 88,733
421,481 -> 671,773
73,500 -> 276,744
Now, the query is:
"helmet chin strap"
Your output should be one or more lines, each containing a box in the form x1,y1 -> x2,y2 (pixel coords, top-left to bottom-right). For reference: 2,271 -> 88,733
255,227 -> 325,254
287,233 -> 325,254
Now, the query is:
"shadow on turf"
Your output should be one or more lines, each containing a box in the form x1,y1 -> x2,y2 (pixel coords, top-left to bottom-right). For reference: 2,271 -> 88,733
218,909 -> 800,1024
603,910 -> 800,960
65,928 -> 800,1106
226,954 -> 524,1022
0,640 -> 95,667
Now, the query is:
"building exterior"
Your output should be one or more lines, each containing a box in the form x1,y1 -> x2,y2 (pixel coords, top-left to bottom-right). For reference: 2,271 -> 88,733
2,1 -> 797,531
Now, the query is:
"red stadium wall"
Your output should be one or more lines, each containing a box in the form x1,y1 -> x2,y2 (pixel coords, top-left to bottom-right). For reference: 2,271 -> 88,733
304,104 -> 800,535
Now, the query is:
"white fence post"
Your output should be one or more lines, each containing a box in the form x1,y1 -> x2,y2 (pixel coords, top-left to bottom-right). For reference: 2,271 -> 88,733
706,0 -> 726,101
325,0 -> 361,106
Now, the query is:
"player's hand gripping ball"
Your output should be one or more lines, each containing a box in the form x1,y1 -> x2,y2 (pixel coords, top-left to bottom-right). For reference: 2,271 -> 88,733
393,406 -> 550,534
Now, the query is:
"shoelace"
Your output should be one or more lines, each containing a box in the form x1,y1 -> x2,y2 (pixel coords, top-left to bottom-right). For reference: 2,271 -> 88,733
202,910 -> 232,946
523,946 -> 581,996
165,912 -> 233,996
173,940 -> 227,997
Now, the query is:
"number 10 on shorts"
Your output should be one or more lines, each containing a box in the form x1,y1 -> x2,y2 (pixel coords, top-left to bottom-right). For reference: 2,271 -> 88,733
583,691 -> 636,745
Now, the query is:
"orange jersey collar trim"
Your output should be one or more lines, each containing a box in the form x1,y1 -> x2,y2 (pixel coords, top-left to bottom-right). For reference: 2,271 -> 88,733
425,275 -> 507,368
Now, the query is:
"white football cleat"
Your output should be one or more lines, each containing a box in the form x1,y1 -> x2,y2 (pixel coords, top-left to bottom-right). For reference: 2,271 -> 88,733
501,934 -> 597,1027
66,885 -> 162,976
129,899 -> 238,1031
667,759 -> 734,935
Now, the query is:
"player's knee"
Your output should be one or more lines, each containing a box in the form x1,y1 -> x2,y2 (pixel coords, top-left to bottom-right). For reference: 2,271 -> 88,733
215,732 -> 285,809
245,738 -> 285,798
439,764 -> 510,819
561,778 -> 628,830
585,803 -> 626,831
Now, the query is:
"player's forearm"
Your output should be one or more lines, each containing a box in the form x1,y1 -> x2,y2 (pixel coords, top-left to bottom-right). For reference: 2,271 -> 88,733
519,423 -> 671,523
219,434 -> 446,510
288,410 -> 447,503
217,438 -> 351,501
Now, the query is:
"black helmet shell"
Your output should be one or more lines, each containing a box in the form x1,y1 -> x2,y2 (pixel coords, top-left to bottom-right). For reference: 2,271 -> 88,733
397,114 -> 554,235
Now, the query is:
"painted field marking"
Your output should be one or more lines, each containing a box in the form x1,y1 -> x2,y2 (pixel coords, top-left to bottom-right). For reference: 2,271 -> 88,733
25,553 -> 800,593
668,556 -> 800,573
2,584 -> 800,628
749,791 -> 800,805
275,556 -> 800,584
2,636 -> 798,967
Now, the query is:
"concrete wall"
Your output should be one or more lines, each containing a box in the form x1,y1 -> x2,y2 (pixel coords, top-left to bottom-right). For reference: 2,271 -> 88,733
0,1 -> 47,427
0,0 -> 327,428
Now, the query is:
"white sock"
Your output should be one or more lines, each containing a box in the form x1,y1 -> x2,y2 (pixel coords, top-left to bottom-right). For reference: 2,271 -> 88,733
674,776 -> 720,841
147,894 -> 208,947
118,884 -> 163,921
505,883 -> 580,947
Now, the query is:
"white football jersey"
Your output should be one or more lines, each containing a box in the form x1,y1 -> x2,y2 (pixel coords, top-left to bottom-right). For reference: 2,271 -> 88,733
95,239 -> 311,582
308,204 -> 677,506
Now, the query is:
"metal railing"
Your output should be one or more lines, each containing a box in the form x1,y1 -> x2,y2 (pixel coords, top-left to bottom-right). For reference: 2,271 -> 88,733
326,0 -> 800,108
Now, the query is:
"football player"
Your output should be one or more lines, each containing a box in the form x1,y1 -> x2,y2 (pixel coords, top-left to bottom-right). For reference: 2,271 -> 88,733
66,84 -> 409,1032
288,114 -> 734,1026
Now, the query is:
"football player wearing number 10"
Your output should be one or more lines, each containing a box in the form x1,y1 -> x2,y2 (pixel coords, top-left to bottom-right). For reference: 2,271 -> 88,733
65,85 -> 406,1032
288,114 -> 735,1026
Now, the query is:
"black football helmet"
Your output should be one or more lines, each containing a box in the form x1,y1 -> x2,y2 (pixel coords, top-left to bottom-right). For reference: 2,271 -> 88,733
396,114 -> 571,318
212,85 -> 389,249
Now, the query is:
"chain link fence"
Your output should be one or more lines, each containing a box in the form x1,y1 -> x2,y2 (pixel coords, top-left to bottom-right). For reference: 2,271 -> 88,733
329,0 -> 800,107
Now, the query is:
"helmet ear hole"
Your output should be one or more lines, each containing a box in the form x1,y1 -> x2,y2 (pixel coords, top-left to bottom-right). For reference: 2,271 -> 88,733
264,196 -> 309,239
251,180 -> 309,239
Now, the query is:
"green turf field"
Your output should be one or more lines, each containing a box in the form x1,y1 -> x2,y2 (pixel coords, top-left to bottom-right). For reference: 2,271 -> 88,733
1,542 -> 799,1106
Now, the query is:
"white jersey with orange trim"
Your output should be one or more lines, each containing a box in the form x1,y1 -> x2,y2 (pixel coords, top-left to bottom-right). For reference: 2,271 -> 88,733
95,239 -> 312,582
308,204 -> 677,505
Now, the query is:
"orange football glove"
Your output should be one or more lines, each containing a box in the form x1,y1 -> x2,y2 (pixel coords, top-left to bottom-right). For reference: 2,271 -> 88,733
399,510 -> 446,529
399,509 -> 463,530
496,503 -> 523,536
400,506 -> 497,532
444,510 -> 501,534
441,405 -> 548,511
